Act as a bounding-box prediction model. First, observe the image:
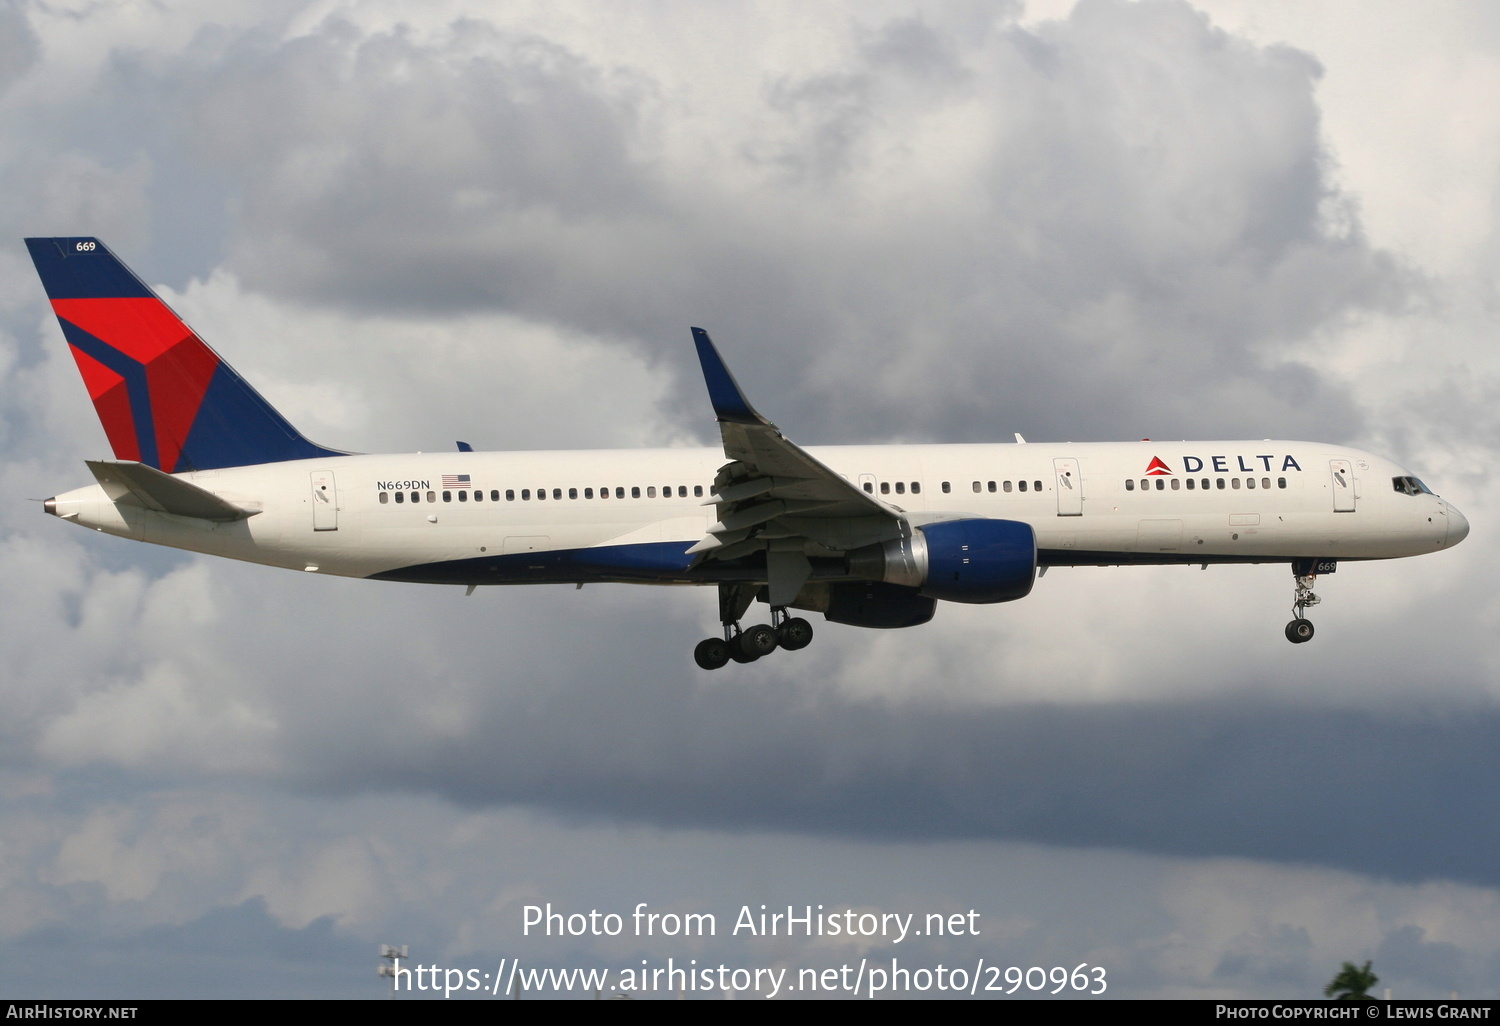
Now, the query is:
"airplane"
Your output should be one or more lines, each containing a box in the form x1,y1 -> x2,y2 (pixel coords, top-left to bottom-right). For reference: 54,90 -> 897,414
28,237 -> 1470,670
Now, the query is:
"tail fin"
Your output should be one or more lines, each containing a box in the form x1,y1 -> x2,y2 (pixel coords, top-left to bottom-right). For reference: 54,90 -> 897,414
25,237 -> 345,473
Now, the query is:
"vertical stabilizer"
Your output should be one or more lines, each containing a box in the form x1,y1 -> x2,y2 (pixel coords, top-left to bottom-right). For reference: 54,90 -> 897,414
25,237 -> 345,472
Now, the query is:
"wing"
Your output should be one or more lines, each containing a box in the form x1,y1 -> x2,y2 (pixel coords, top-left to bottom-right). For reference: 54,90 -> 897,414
689,328 -> 905,604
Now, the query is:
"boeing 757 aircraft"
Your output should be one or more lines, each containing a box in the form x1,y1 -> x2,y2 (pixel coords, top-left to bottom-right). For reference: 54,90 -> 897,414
28,238 -> 1469,669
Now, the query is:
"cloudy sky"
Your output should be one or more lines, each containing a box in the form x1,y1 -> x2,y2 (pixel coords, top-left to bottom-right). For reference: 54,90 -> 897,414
1,0 -> 1497,1000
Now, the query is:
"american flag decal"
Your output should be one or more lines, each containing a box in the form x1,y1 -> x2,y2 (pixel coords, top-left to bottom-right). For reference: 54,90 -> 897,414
442,474 -> 472,489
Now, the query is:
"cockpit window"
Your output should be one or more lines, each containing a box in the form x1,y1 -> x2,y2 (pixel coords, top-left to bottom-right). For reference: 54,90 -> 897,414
1392,476 -> 1434,496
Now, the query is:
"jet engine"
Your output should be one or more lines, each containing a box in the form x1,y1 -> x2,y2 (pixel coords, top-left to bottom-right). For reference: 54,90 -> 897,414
845,518 -> 1037,604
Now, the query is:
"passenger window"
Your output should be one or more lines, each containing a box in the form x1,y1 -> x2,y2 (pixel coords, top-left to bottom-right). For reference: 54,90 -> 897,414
395,491 -> 405,503
443,491 -> 452,502
1186,478 -> 1194,490
1003,481 -> 1012,493
537,489 -> 546,500
1262,478 -> 1270,490
474,489 -> 483,502
1126,479 -> 1135,491
1246,478 -> 1255,489
631,487 -> 640,498
679,486 -> 687,497
616,487 -> 625,499
1278,478 -> 1287,489
553,488 -> 561,500
1019,480 -> 1027,492
379,492 -> 389,504
1171,478 -> 1180,490
506,490 -> 515,501
1216,479 -> 1225,490
1035,481 -> 1042,492
410,492 -> 419,503
522,489 -> 530,500
1232,479 -> 1241,490
458,490 -> 467,501
941,481 -> 951,493
491,490 -> 499,501
647,486 -> 657,498
988,481 -> 997,493
427,491 -> 436,503
1153,479 -> 1162,491
912,482 -> 921,494
584,488 -> 593,499
569,488 -> 578,499
881,482 -> 890,494
864,482 -> 873,493
694,485 -> 704,497
894,482 -> 905,495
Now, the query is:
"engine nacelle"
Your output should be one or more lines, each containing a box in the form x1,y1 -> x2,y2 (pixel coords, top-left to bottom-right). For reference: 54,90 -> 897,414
823,581 -> 937,628
847,518 -> 1037,604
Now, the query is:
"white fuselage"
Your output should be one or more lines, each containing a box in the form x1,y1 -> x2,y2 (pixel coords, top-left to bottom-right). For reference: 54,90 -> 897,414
46,440 -> 1466,586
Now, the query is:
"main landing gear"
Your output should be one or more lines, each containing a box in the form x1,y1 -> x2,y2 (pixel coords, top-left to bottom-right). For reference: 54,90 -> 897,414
1285,561 -> 1320,644
694,584 -> 813,670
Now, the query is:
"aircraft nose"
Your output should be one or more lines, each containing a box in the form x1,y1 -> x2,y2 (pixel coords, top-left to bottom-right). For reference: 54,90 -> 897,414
1445,502 -> 1470,547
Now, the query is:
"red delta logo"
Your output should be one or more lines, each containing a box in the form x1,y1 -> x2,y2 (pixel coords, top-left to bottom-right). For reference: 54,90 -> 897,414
1144,456 -> 1172,476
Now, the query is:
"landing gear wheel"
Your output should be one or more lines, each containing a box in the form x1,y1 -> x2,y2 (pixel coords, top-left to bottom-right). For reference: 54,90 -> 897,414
777,617 -> 814,651
694,637 -> 730,670
738,623 -> 779,659
1286,562 -> 1322,644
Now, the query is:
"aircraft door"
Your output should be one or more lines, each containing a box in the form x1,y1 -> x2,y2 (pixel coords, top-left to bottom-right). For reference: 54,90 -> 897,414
1053,458 -> 1082,516
310,471 -> 338,531
1329,460 -> 1355,512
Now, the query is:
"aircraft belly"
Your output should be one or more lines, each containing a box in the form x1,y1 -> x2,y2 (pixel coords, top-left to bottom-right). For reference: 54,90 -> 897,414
353,515 -> 681,580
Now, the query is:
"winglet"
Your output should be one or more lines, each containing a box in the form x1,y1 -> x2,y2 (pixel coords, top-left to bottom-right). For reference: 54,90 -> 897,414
692,327 -> 770,426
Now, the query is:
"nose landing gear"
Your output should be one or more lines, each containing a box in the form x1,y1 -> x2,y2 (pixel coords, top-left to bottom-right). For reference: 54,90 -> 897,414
1285,561 -> 1321,644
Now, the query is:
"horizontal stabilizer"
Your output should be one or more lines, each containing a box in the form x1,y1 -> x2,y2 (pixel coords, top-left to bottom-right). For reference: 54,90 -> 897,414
86,460 -> 255,522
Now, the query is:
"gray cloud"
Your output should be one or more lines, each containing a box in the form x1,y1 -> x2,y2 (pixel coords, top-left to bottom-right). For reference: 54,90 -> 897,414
0,2 -> 36,95
5,897 -> 371,999
94,0 -> 1402,451
286,676 -> 1500,887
